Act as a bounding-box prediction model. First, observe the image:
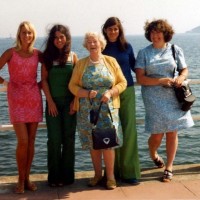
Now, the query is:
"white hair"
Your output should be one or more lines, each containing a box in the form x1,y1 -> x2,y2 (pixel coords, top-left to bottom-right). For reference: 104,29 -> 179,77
83,31 -> 107,51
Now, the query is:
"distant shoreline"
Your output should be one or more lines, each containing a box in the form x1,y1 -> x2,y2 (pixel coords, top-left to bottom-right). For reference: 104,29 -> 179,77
186,25 -> 200,33
1,32 -> 200,40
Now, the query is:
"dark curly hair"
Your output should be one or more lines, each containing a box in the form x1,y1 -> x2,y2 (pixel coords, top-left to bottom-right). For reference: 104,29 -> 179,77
43,24 -> 71,70
144,19 -> 174,42
102,16 -> 128,51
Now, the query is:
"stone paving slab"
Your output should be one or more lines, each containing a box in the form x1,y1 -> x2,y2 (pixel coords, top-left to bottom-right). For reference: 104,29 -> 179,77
0,164 -> 200,200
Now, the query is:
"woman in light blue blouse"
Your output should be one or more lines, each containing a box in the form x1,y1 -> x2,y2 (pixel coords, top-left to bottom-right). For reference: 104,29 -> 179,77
135,19 -> 194,182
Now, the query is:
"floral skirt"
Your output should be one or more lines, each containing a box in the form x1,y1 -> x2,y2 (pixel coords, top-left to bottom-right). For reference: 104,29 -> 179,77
77,96 -> 123,150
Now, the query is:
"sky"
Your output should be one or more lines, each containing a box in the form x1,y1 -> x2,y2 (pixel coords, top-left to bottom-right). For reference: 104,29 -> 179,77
0,0 -> 200,38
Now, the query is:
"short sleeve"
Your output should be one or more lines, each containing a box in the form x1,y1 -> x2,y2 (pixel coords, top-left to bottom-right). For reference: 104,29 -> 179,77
175,45 -> 187,70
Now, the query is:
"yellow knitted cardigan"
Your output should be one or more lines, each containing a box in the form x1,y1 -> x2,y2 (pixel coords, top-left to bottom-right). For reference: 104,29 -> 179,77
69,55 -> 127,111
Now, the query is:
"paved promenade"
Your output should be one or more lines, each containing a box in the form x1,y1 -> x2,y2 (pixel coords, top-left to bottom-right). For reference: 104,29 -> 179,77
0,163 -> 200,200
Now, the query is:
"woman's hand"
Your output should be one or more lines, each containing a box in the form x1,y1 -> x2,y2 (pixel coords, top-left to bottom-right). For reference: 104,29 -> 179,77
101,90 -> 112,103
173,75 -> 185,87
69,99 -> 76,115
173,68 -> 188,87
48,100 -> 58,117
159,77 -> 175,87
88,90 -> 98,99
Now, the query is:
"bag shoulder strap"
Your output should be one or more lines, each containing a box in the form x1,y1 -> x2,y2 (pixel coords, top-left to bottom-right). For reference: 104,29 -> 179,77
93,102 -> 113,126
171,44 -> 178,77
171,44 -> 176,61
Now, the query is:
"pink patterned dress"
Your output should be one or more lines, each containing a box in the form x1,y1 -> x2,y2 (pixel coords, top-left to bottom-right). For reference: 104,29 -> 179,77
7,48 -> 43,123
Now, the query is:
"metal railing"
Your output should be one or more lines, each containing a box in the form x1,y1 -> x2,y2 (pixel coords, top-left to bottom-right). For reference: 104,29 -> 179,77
1,79 -> 200,131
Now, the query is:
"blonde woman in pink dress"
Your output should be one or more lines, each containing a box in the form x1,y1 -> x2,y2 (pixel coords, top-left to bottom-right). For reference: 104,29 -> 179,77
0,21 -> 43,194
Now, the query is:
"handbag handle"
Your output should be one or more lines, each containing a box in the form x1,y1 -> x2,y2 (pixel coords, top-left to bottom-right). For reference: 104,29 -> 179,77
93,102 -> 113,126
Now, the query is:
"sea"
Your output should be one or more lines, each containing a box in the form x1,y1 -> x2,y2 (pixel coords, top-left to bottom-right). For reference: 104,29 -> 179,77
0,34 -> 200,176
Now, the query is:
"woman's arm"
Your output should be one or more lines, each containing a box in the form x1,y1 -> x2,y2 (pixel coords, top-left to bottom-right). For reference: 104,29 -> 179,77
135,68 -> 174,87
69,60 -> 86,97
0,49 -> 12,84
128,44 -> 136,72
101,58 -> 127,103
41,64 -> 58,116
178,68 -> 188,79
73,53 -> 78,65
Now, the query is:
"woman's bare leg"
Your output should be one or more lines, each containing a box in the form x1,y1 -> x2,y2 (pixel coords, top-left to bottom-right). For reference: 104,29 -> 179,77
90,149 -> 103,178
25,122 -> 38,181
165,131 -> 178,172
103,149 -> 115,180
148,133 -> 164,160
14,122 -> 38,192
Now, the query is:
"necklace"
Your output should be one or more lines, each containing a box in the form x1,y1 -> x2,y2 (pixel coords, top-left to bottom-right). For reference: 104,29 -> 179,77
89,57 -> 102,64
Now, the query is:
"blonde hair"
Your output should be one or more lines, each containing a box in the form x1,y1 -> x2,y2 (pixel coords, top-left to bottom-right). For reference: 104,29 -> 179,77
83,32 -> 107,51
15,21 -> 36,52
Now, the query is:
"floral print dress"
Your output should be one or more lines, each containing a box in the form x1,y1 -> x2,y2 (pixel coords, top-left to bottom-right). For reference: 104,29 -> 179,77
77,62 -> 123,150
135,43 -> 194,134
7,49 -> 43,123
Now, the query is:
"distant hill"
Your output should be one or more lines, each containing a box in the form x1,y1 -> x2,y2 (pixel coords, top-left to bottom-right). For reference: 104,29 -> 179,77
186,26 -> 200,33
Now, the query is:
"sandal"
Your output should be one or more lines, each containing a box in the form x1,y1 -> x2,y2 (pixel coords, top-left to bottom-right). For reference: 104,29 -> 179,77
162,169 -> 173,182
106,179 -> 117,190
25,180 -> 37,191
153,156 -> 165,168
15,181 -> 25,194
88,176 -> 103,187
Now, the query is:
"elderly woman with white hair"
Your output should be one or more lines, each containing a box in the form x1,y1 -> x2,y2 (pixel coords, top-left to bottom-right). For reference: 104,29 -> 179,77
69,32 -> 127,190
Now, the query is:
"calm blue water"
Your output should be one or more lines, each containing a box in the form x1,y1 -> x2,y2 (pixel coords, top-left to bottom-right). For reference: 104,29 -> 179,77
0,34 -> 200,176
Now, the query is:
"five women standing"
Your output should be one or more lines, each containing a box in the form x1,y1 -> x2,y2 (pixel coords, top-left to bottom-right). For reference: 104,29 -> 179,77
0,18 -> 196,193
